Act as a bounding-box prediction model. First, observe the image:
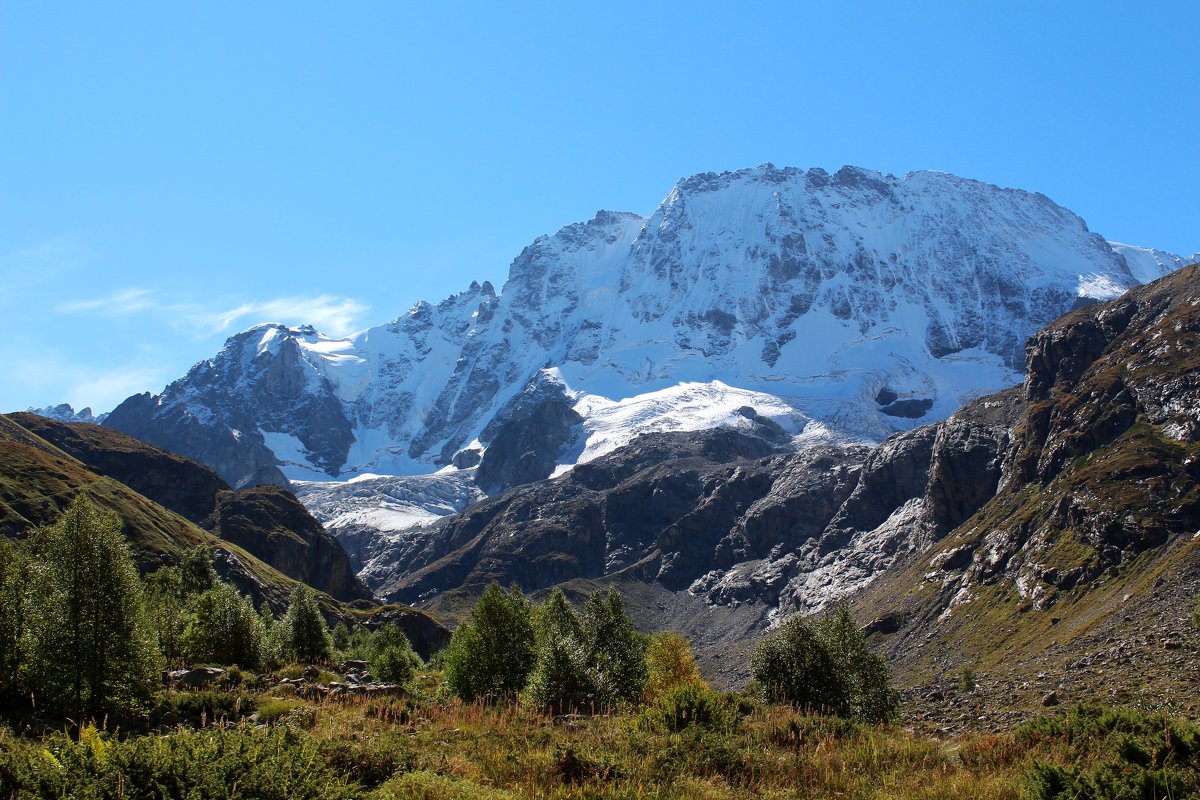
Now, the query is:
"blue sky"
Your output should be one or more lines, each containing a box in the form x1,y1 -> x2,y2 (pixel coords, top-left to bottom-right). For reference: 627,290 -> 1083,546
2,1 -> 1197,413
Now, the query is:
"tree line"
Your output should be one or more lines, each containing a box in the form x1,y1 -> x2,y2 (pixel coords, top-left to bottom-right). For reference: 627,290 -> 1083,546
0,496 -> 419,719
0,496 -> 896,725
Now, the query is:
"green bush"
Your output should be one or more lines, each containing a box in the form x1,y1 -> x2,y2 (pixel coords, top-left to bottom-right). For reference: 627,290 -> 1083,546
157,688 -> 257,722
444,582 -> 536,701
640,682 -> 742,734
750,601 -> 896,723
181,582 -> 267,669
375,770 -> 515,799
0,723 -> 361,799
1020,704 -> 1200,800
320,732 -> 414,788
367,624 -> 423,685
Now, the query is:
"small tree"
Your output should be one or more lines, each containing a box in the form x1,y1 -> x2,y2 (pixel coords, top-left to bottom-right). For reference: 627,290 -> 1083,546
750,601 -> 895,723
179,546 -> 218,597
181,582 -> 266,669
144,565 -> 186,663
22,496 -> 160,715
259,605 -> 288,667
368,625 -> 422,685
751,614 -> 840,712
444,582 -> 535,701
330,622 -> 352,653
643,632 -> 705,702
282,584 -> 333,663
526,589 -> 591,707
0,539 -> 27,694
814,602 -> 896,722
581,589 -> 647,705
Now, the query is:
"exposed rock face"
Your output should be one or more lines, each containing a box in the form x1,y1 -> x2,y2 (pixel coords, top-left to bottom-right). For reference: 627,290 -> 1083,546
363,391 -> 1023,617
207,485 -> 372,602
366,426 -> 794,603
475,396 -> 583,493
105,389 -> 290,490
954,265 -> 1200,591
845,264 -> 1200,719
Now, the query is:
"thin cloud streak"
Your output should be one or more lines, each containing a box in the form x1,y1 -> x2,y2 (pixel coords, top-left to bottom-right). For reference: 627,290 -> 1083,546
189,295 -> 371,337
58,289 -> 372,338
59,287 -> 156,315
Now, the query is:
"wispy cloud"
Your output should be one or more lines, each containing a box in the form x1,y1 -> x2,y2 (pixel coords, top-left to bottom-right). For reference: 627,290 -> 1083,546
187,294 -> 371,337
66,364 -> 169,409
0,238 -> 91,295
58,289 -> 371,338
59,287 -> 156,315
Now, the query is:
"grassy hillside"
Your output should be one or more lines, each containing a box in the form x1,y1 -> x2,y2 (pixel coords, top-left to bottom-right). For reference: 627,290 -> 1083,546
0,414 -> 446,647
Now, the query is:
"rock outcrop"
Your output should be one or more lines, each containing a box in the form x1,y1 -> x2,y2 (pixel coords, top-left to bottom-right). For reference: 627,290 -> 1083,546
207,485 -> 372,602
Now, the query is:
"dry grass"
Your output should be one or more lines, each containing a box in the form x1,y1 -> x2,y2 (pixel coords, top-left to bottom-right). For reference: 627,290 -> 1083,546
276,684 -> 1037,799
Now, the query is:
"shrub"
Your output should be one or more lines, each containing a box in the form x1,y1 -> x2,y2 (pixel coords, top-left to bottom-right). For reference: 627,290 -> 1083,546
444,582 -> 536,701
1019,704 -> 1200,800
369,626 -> 422,685
376,770 -> 515,799
750,601 -> 895,723
158,688 -> 257,722
320,733 -> 413,788
643,631 -> 705,702
640,682 -> 742,734
8,723 -> 361,799
181,582 -> 267,669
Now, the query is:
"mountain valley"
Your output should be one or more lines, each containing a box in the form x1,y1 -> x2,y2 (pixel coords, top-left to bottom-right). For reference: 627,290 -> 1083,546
10,164 -> 1199,722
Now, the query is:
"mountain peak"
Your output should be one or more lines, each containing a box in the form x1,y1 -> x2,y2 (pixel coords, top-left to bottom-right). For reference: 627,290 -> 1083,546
104,164 -> 1184,490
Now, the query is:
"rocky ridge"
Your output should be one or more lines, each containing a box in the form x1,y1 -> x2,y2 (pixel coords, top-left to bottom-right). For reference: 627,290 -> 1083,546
9,413 -> 370,602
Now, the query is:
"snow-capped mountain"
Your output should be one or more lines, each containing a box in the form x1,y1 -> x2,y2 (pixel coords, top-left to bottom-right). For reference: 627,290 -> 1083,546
1107,242 -> 1196,284
27,403 -> 108,425
105,164 -> 1183,492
